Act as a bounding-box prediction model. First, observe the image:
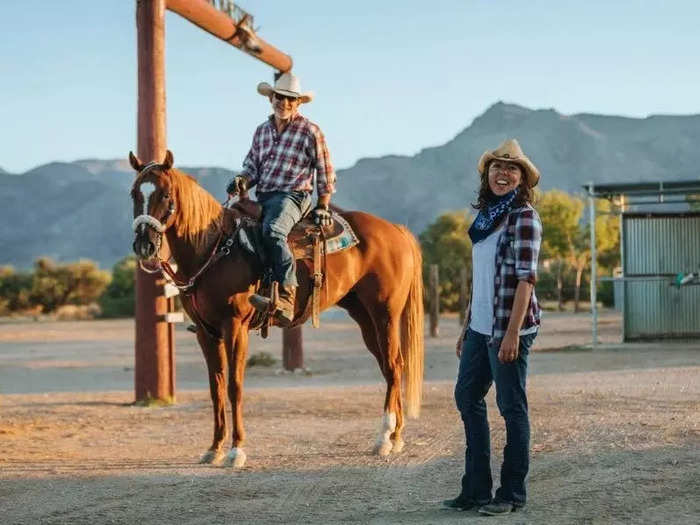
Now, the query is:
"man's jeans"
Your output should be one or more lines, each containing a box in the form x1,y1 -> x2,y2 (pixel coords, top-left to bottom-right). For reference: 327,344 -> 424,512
454,328 -> 537,507
257,191 -> 312,288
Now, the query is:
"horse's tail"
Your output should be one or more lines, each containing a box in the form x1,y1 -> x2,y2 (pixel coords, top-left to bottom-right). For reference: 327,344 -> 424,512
397,225 -> 424,419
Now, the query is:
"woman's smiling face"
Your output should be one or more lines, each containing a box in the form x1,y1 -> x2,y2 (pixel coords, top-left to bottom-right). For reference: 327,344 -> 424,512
488,160 -> 523,196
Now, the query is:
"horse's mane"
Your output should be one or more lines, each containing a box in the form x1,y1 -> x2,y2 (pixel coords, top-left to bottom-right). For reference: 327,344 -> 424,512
169,168 -> 224,253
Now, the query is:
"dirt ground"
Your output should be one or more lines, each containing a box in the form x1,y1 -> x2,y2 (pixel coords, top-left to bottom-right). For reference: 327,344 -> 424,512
1,310 -> 699,524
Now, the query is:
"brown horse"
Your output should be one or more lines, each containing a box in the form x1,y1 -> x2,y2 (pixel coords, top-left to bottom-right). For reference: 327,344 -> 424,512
129,150 -> 424,468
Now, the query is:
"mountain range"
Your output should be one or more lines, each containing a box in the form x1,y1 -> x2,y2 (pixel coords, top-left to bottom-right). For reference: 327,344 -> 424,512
2,102 -> 698,269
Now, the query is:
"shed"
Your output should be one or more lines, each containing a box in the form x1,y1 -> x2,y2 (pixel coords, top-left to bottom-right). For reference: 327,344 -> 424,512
585,181 -> 700,343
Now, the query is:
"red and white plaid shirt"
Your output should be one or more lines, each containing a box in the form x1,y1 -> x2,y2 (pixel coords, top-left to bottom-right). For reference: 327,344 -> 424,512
239,114 -> 336,196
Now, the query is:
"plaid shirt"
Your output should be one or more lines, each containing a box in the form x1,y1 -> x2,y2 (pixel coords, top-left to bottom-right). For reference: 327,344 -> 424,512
239,114 -> 336,196
492,204 -> 543,340
463,204 -> 543,342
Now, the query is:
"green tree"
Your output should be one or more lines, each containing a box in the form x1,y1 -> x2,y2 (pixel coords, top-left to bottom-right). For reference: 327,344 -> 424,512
30,258 -> 111,313
0,266 -> 33,314
541,194 -> 621,312
99,255 -> 137,318
595,198 -> 621,271
419,210 -> 473,312
538,190 -> 582,310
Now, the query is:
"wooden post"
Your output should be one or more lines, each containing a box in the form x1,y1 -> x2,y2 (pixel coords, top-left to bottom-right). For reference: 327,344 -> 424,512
429,264 -> 439,337
134,0 -> 174,402
282,326 -> 303,371
459,266 -> 468,326
167,0 -> 293,72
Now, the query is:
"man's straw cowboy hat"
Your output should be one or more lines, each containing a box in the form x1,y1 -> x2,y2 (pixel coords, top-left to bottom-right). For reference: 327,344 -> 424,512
477,139 -> 540,188
257,72 -> 314,103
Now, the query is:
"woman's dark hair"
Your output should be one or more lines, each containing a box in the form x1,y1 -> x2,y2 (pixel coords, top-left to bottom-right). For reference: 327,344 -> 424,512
472,161 -> 535,210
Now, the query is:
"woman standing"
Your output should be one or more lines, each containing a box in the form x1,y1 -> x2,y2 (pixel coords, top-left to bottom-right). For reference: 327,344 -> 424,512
444,139 -> 543,516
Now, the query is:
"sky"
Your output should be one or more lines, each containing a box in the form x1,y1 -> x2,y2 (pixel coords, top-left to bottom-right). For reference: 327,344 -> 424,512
1,0 -> 699,174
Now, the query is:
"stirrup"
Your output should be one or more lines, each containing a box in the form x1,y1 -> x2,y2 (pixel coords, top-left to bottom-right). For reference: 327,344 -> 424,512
248,294 -> 272,312
249,282 -> 279,314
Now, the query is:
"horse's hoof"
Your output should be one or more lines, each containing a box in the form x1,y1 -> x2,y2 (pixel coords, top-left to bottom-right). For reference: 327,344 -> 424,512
392,439 -> 405,453
373,441 -> 393,458
199,449 -> 224,465
223,447 -> 247,468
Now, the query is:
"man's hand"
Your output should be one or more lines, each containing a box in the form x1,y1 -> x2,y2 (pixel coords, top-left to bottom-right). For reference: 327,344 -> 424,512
226,175 -> 248,196
498,330 -> 520,363
311,205 -> 332,226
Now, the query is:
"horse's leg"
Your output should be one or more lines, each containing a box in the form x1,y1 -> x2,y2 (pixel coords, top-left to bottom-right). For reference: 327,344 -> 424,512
338,294 -> 383,368
223,319 -> 248,468
197,329 -> 228,465
373,307 -> 406,456
340,294 -> 403,457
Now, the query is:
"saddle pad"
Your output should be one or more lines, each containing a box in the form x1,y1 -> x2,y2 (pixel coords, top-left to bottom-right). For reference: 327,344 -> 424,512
324,214 -> 360,255
232,213 -> 359,262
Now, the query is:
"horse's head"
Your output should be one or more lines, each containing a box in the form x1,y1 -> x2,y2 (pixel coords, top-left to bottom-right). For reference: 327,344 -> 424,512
129,149 -> 177,260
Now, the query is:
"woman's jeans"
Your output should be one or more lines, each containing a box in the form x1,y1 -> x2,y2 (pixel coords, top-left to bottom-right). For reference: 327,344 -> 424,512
454,328 -> 537,507
257,190 -> 312,288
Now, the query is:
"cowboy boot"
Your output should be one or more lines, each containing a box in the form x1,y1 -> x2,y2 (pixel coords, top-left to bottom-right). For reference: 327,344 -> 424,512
248,293 -> 272,313
274,285 -> 296,327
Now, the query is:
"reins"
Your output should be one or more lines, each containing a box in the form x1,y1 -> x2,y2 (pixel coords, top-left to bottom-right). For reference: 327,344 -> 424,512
160,232 -> 225,294
138,220 -> 242,296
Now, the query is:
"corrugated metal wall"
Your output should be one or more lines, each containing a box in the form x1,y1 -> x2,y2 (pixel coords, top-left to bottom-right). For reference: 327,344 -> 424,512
623,213 -> 700,340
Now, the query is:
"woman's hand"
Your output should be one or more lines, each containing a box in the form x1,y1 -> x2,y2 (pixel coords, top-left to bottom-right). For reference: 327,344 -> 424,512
498,330 -> 519,363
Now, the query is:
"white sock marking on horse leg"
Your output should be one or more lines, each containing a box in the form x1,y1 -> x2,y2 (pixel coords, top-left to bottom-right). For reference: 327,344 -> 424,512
224,447 -> 247,468
374,411 -> 396,457
199,449 -> 224,465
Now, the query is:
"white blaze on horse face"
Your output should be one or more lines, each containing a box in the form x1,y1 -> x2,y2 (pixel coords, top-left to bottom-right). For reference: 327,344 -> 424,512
140,182 -> 157,215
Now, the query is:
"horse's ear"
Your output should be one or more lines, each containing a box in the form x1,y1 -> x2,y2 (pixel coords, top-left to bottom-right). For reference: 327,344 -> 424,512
163,150 -> 174,171
128,151 -> 142,172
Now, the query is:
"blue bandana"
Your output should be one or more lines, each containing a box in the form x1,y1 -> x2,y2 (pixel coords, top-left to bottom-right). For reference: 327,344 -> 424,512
468,190 -> 518,243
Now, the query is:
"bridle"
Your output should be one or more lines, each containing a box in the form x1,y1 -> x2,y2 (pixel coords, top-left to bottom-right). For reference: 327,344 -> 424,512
132,161 -> 176,234
132,161 -> 240,295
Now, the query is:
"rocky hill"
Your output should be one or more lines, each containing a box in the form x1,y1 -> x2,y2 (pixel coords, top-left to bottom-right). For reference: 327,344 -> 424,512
2,102 -> 698,269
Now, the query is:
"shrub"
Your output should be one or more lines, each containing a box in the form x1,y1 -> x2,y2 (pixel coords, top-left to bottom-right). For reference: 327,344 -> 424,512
99,256 -> 136,318
30,258 -> 111,313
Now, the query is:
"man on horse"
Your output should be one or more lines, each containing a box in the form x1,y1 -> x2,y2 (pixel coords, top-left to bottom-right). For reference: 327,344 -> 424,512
227,72 -> 336,327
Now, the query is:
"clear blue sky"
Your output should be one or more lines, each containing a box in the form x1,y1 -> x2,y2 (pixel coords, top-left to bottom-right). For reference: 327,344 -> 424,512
1,1 -> 698,174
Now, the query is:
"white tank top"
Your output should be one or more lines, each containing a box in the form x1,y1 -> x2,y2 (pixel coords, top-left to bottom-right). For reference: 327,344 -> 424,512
469,224 -> 503,336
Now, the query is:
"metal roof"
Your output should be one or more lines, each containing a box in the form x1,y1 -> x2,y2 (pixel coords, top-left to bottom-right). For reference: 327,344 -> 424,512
582,180 -> 700,198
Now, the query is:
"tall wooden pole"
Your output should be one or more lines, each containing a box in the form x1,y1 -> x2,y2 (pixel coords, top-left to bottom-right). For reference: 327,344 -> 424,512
167,0 -> 292,72
134,0 -> 173,402
429,264 -> 439,337
282,326 -> 304,371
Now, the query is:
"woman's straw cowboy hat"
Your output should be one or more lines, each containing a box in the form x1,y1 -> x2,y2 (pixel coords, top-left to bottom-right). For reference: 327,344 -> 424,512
477,139 -> 540,188
257,72 -> 314,103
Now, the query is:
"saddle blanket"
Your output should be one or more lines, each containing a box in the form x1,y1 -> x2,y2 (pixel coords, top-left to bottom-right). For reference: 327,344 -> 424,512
229,212 -> 359,264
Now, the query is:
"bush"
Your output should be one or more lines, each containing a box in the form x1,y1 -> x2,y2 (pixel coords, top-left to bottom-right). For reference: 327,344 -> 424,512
99,256 -> 136,318
597,280 -> 614,307
0,266 -> 33,313
55,304 -> 102,320
30,258 -> 111,313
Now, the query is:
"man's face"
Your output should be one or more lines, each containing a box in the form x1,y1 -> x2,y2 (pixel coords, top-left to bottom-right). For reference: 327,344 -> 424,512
271,92 -> 301,121
488,160 -> 523,196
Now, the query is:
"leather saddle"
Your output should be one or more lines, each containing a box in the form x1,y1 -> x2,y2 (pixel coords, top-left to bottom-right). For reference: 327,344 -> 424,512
227,197 -> 354,260
223,195 -> 358,333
